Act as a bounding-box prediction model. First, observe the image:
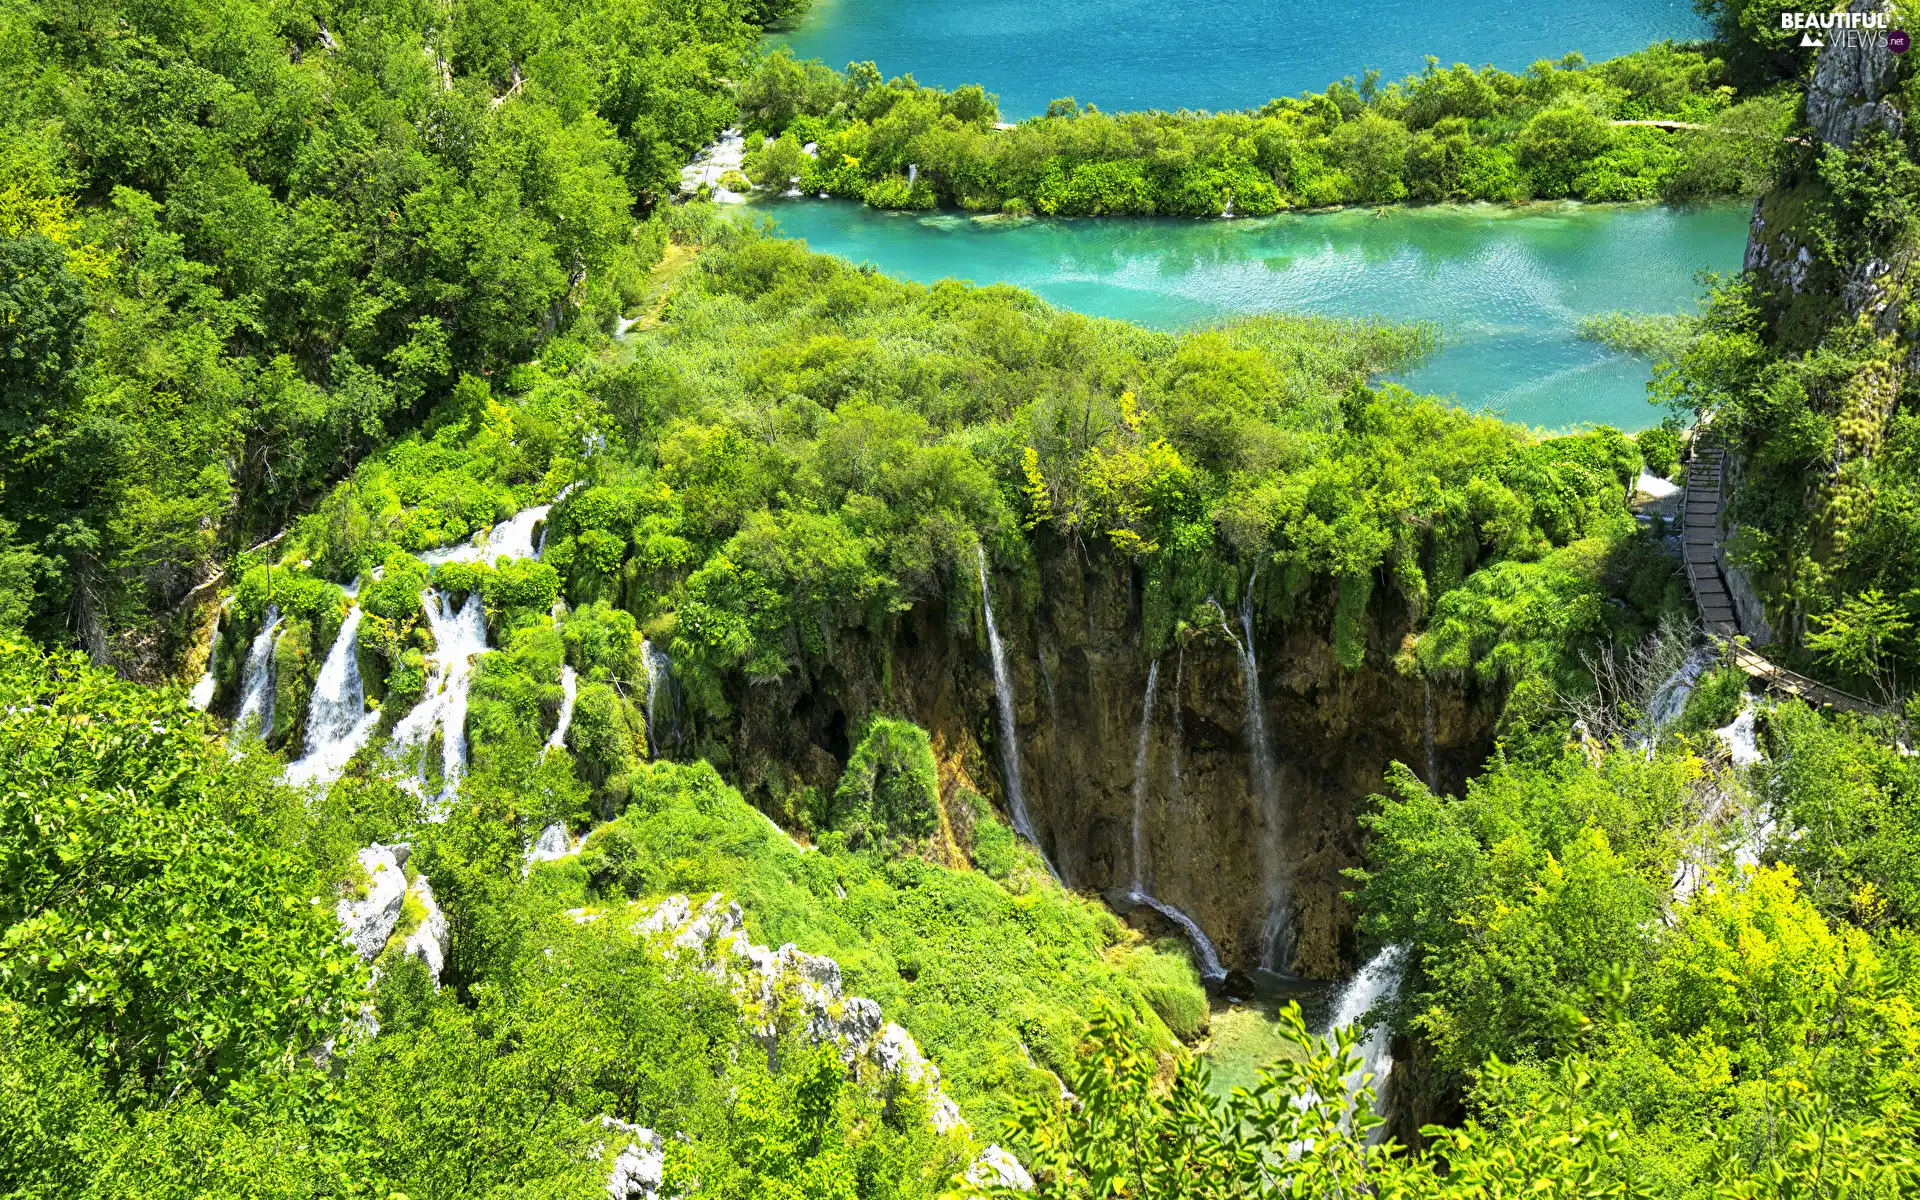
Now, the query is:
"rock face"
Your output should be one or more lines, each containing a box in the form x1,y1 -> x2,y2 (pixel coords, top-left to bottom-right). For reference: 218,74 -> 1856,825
597,1116 -> 666,1200
966,1144 -> 1036,1190
1805,0 -> 1903,150
721,538 -> 1492,979
336,843 -> 410,961
335,842 -> 450,986
635,893 -> 966,1134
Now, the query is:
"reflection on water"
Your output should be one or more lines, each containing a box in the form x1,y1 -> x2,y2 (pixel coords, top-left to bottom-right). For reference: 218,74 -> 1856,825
753,198 -> 1751,431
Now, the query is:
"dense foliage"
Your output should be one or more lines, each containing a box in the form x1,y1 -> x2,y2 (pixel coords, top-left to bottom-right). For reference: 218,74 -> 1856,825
0,0 -> 770,661
7,0 -> 1916,1191
732,44 -> 1792,216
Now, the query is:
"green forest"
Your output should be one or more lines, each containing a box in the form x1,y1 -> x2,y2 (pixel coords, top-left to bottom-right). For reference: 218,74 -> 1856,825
6,0 -> 1920,1196
733,42 -> 1793,215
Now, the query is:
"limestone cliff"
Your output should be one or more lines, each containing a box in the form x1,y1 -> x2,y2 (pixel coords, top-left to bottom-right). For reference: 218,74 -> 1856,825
719,535 -> 1492,980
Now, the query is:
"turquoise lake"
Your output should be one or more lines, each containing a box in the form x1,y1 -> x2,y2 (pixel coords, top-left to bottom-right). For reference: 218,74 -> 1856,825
752,198 -> 1751,431
774,0 -> 1706,118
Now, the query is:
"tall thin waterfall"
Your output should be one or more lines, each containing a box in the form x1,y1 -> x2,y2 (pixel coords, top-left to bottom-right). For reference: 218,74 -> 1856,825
1213,579 -> 1291,972
977,545 -> 1053,876
1130,660 -> 1160,893
1121,654 -> 1226,983
641,638 -> 679,759
286,606 -> 378,786
234,605 -> 283,736
544,665 -> 578,758
1325,945 -> 1406,1136
1170,645 -> 1185,784
1132,894 -> 1228,983
1423,681 -> 1438,788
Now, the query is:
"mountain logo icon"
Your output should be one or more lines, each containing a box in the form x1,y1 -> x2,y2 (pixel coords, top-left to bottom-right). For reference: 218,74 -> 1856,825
1801,31 -> 1825,47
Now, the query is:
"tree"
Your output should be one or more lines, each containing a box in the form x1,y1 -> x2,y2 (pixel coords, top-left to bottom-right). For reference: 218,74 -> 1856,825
0,640 -> 364,1101
1806,588 -> 1909,698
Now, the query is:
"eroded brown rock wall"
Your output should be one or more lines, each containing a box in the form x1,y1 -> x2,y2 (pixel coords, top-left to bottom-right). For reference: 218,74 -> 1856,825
722,540 -> 1494,980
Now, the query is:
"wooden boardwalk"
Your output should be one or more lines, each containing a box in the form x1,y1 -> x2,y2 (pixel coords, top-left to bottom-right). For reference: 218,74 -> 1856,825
1682,441 -> 1740,637
1681,436 -> 1887,716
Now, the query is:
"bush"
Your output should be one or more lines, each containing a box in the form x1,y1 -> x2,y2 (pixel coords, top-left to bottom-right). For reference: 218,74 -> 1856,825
830,717 -> 940,845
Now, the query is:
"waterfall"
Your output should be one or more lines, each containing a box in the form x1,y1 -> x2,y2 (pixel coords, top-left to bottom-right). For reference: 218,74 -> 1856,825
1170,645 -> 1185,784
387,590 -> 490,813
1131,661 -> 1160,893
907,163 -> 918,186
977,545 -> 1055,877
1129,893 -> 1227,983
420,501 -> 555,566
641,638 -> 679,760
286,605 -> 378,786
544,665 -> 578,758
1423,681 -> 1437,788
233,604 -> 283,736
1717,702 -> 1761,765
1214,577 -> 1291,972
1635,645 -> 1715,755
188,606 -> 224,711
1120,655 -> 1224,983
1325,945 -> 1406,1136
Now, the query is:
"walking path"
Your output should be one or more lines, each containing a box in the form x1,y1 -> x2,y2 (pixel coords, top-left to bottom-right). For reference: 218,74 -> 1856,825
1682,435 -> 1887,716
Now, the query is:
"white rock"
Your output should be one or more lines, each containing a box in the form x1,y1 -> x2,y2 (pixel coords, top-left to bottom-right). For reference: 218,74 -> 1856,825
403,870 -> 450,986
336,844 -> 409,961
630,893 -> 968,1135
598,1116 -> 666,1200
966,1144 -> 1035,1190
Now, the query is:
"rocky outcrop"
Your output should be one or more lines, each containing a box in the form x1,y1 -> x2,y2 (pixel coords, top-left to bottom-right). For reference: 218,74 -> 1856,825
966,1144 -> 1036,1190
721,539 -> 1492,980
1805,0 -> 1903,150
596,1117 -> 666,1200
336,843 -> 410,961
523,822 -> 576,875
614,893 -> 1034,1189
335,842 -> 449,986
634,893 -> 966,1134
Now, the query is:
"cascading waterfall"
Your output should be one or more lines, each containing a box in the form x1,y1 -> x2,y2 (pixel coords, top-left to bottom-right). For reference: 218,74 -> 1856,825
1325,945 -> 1407,1136
1672,701 -> 1772,899
544,665 -> 578,758
286,605 -> 378,786
387,590 -> 490,813
1423,681 -> 1438,788
234,604 -> 284,736
420,494 -> 565,567
977,544 -> 1057,878
1130,660 -> 1159,893
1635,646 -> 1716,755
